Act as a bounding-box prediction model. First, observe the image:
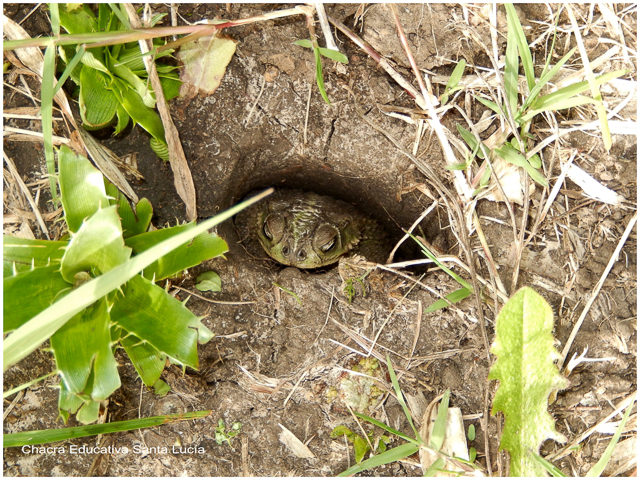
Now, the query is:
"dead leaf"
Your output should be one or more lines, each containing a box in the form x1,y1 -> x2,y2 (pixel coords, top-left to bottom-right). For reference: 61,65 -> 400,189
278,424 -> 315,458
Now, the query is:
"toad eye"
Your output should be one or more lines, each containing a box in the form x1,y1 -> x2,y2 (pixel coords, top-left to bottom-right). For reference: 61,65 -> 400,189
314,224 -> 339,253
297,249 -> 307,260
263,214 -> 285,243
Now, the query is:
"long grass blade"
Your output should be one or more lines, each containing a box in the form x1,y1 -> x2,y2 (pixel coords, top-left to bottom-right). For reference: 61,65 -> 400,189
41,45 -> 58,207
386,356 -> 422,443
506,4 -> 534,91
3,411 -> 211,447
354,413 -> 420,445
337,442 -> 420,477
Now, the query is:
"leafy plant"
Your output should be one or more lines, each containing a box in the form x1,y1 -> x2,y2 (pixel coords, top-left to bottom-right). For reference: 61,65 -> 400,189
488,287 -> 569,476
342,269 -> 370,304
459,4 -> 628,190
294,39 -> 348,105
3,146 -> 232,424
440,59 -> 466,106
214,419 -> 242,447
195,271 -> 222,292
57,3 -> 181,160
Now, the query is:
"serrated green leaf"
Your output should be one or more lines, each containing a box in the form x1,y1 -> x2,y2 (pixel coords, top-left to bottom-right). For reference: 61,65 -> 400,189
3,264 -> 71,333
3,236 -> 66,274
51,297 -> 120,402
337,442 -> 420,477
317,47 -> 348,64
125,224 -> 227,282
120,333 -> 166,387
60,206 -> 132,283
110,275 -> 213,369
105,182 -> 153,238
195,271 -> 222,292
293,39 -> 312,48
488,287 -> 569,477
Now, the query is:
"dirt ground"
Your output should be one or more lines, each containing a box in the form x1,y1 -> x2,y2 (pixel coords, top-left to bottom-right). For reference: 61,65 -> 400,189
3,3 -> 637,477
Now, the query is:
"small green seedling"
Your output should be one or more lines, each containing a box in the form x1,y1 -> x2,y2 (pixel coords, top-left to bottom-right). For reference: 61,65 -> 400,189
294,39 -> 348,105
331,426 -> 389,463
214,419 -> 242,447
273,282 -> 302,306
440,59 -> 466,105
343,270 -> 370,304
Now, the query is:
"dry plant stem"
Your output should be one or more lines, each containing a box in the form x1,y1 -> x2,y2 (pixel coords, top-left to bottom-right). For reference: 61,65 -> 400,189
388,3 -> 431,103
386,200 -> 438,264
473,213 -> 507,297
124,3 -> 197,221
326,14 -> 427,108
509,174 -> 531,293
548,391 -> 637,462
312,3 -> 338,51
172,286 -> 255,305
3,152 -> 49,239
560,211 -> 637,366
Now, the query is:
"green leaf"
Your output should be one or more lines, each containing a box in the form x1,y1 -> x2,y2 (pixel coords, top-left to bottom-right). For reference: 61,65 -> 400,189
314,47 -> 330,105
60,206 -> 132,283
504,10 -> 519,117
3,189 -> 272,372
110,275 -> 213,368
317,47 -> 348,64
474,95 -> 505,118
150,138 -> 170,162
528,153 -> 542,169
125,224 -> 228,282
506,4 -> 535,91
152,379 -> 171,396
3,236 -> 66,275
354,413 -> 419,445
430,389 -> 450,450
353,434 -> 370,463
424,457 -> 446,477
523,48 -> 576,110
3,410 -> 210,447
456,125 -> 488,160
386,356 -> 421,443
488,287 -> 569,477
467,424 -> 476,441
117,78 -> 165,142
76,399 -> 101,424
331,426 -> 354,438
425,287 -> 472,313
530,452 -> 567,477
59,3 -> 98,34
293,39 -> 312,49
79,66 -> 118,127
529,70 -> 628,113
120,333 -> 166,387
337,443 -> 420,477
42,45 -> 58,206
3,264 -> 70,333
195,271 -> 222,292
495,144 -> 548,187
105,182 -> 152,238
446,59 -> 466,93
51,297 -> 120,407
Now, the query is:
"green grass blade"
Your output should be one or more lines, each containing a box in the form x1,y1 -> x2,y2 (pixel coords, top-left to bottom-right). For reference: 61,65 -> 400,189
3,410 -> 211,447
3,189 -> 273,372
424,457 -> 447,476
529,453 -> 567,477
425,287 -> 472,313
293,39 -> 312,48
506,4 -> 535,91
53,45 -> 85,97
354,413 -> 420,445
524,48 -> 576,110
430,389 -> 450,450
504,9 -> 519,117
495,144 -> 548,187
386,356 -> 422,443
314,47 -> 330,105
337,442 -> 420,477
108,3 -> 130,29
41,45 -> 59,207
585,393 -> 636,477
473,94 -> 505,118
3,371 -> 58,399
446,59 -> 466,92
50,3 -> 60,35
